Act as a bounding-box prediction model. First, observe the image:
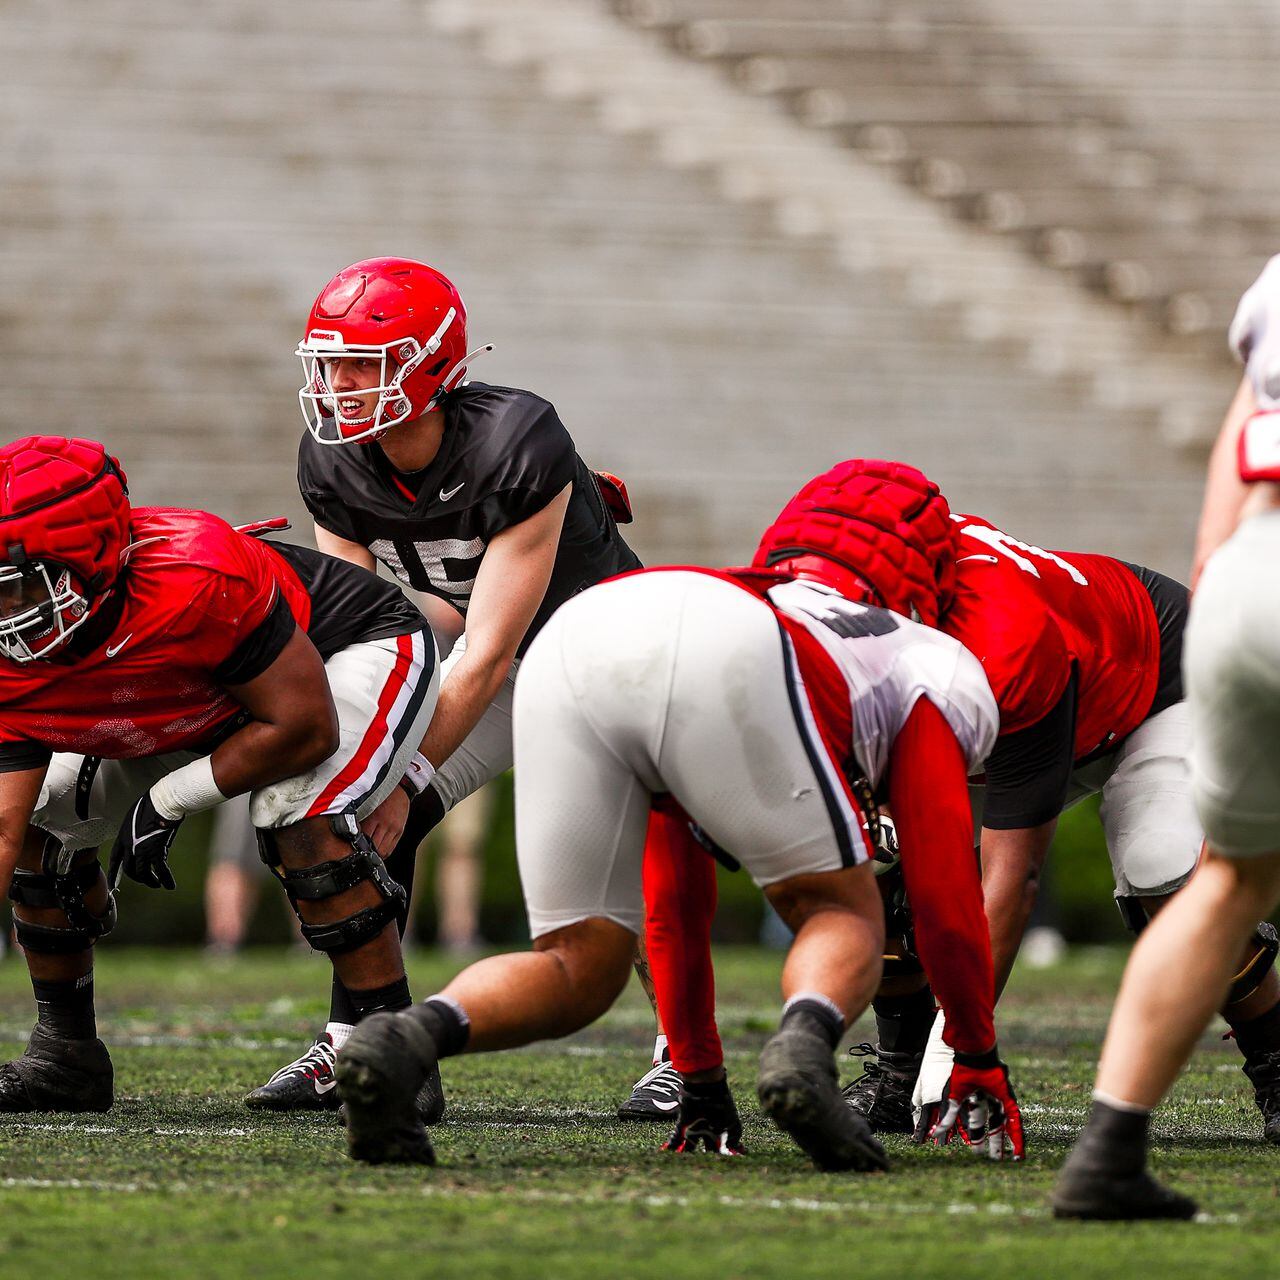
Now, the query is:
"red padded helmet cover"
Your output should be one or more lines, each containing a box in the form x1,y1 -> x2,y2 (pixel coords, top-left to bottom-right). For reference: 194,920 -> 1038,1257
753,459 -> 959,626
0,436 -> 131,592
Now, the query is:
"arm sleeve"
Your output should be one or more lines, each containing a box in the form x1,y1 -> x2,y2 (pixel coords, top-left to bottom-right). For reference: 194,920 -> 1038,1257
211,590 -> 298,685
890,696 -> 996,1056
0,738 -> 52,773
979,667 -> 1078,830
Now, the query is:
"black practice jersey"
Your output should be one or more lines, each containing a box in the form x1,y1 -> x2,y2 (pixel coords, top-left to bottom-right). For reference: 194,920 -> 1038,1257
297,382 -> 641,653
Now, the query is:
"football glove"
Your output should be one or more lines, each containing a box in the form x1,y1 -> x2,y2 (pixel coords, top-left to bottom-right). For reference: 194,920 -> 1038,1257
928,1049 -> 1026,1163
663,1080 -> 745,1156
911,1008 -> 953,1142
109,792 -> 183,892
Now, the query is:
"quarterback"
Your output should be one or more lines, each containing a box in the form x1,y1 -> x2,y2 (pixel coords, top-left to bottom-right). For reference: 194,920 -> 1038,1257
0,437 -> 437,1111
245,256 -> 652,1113
335,565 -> 1025,1169
1055,255 -> 1280,1219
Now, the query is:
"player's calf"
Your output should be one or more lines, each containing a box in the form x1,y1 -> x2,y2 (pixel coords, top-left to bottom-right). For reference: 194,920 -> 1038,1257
2,832 -> 115,1113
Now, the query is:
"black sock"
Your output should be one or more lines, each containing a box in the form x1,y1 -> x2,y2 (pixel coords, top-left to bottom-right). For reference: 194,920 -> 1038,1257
348,976 -> 413,1021
1229,1000 -> 1280,1057
779,996 -> 844,1051
409,996 -> 471,1059
327,789 -> 446,1023
31,973 -> 96,1040
1078,1098 -> 1151,1176
872,986 -> 935,1056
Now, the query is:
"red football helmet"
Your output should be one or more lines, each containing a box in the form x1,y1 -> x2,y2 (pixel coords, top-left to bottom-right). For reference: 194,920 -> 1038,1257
754,459 -> 959,626
297,257 -> 488,445
0,436 -> 131,662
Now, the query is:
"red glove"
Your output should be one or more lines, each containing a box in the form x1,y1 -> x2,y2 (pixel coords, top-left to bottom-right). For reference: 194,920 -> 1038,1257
929,1050 -> 1026,1163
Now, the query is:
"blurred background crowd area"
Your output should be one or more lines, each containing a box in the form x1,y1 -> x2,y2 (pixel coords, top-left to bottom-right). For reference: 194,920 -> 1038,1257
3,0 -> 1278,947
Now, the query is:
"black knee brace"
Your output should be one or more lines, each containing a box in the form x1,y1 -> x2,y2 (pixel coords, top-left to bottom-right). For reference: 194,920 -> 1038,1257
260,812 -> 406,956
1227,922 -> 1280,1006
8,842 -> 116,954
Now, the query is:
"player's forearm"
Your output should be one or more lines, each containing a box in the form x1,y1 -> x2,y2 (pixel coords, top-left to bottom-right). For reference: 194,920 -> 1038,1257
1193,375 -> 1257,586
979,822 -> 1057,998
209,714 -> 340,798
418,649 -> 510,767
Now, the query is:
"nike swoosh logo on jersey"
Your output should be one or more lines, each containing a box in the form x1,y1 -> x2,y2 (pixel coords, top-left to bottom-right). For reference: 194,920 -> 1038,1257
439,483 -> 466,502
955,555 -> 999,565
105,634 -> 134,658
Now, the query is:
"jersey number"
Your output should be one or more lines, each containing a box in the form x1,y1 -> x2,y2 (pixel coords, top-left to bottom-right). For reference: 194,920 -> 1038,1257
958,523 -> 1088,586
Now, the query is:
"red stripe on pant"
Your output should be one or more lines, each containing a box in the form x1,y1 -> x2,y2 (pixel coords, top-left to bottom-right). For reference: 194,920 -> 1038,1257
642,801 -> 723,1075
305,632 -> 415,820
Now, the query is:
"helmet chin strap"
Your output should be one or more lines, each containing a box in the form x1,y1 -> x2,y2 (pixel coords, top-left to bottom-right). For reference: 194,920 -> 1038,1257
429,343 -> 495,407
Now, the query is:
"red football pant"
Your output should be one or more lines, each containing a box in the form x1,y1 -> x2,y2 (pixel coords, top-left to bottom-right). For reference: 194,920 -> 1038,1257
642,804 -> 724,1075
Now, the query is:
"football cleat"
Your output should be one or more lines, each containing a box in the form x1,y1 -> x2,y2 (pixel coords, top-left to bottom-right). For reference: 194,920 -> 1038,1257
617,1056 -> 682,1121
757,1028 -> 890,1172
337,1010 -> 437,1165
1052,1165 -> 1197,1221
1242,1047 -> 1280,1144
0,1024 -> 114,1113
244,1034 -> 342,1111
841,1043 -> 919,1135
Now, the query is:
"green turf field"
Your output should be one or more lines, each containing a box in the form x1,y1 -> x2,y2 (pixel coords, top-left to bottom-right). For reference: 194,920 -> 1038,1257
0,946 -> 1274,1280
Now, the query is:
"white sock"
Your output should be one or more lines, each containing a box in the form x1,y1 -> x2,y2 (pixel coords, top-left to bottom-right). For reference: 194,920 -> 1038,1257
652,1034 -> 669,1065
1092,1088 -> 1152,1116
325,1021 -> 355,1051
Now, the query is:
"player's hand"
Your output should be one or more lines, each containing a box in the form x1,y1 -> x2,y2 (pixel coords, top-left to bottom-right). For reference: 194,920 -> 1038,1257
361,785 -> 410,855
928,1050 -> 1026,1162
109,792 -> 182,891
911,1009 -> 952,1142
663,1079 -> 746,1156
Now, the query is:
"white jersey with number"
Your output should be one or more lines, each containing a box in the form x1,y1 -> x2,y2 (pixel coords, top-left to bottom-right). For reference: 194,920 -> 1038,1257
764,579 -> 999,787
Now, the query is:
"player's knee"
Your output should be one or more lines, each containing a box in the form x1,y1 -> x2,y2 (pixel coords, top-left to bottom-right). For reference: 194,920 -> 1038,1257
767,865 -> 883,945
262,813 -> 406,956
534,918 -> 635,1016
8,836 -> 116,956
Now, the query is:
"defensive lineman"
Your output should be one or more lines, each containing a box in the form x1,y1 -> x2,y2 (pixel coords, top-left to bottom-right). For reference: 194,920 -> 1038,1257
746,460 -> 1280,1142
335,566 -> 1025,1169
0,437 -> 437,1110
248,257 -> 646,1111
1054,256 -> 1280,1219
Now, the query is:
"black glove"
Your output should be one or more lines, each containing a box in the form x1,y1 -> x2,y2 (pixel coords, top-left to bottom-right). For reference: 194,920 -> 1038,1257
663,1078 -> 746,1156
109,791 -> 183,891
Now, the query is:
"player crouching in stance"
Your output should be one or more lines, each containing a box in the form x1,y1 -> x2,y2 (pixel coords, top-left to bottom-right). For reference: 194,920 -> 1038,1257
0,436 -> 438,1112
336,566 -> 1025,1168
1053,258 -> 1280,1220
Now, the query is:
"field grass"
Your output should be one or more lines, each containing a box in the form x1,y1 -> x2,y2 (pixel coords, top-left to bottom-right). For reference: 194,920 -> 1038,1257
0,945 -> 1275,1280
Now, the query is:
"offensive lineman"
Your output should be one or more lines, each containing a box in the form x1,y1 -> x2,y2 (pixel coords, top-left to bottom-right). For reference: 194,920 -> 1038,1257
334,566 -> 1025,1168
755,461 -> 1280,1141
1054,255 -> 1280,1219
247,257 -> 650,1112
0,437 -> 438,1111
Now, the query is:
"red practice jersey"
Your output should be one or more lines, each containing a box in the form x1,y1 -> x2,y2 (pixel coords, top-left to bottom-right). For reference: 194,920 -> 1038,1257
0,507 -> 424,769
943,515 -> 1160,760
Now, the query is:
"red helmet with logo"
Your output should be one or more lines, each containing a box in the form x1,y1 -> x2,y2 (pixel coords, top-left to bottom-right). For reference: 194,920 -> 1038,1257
297,257 -> 487,445
753,459 -> 959,626
0,436 -> 131,662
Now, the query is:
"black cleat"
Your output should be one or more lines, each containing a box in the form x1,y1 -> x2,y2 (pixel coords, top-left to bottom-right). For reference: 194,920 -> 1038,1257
337,1063 -> 446,1127
1052,1162 -> 1198,1221
618,1057 -> 682,1121
757,1028 -> 890,1172
1242,1047 -> 1280,1144
336,1010 -> 437,1165
0,1024 -> 113,1113
841,1043 -> 919,1135
244,1034 -> 341,1111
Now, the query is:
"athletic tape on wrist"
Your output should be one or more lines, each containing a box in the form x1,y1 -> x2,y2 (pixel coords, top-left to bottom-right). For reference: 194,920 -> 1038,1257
149,756 -> 227,821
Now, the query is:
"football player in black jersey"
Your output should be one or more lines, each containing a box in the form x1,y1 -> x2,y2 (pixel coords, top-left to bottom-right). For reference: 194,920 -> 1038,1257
245,257 -> 660,1114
